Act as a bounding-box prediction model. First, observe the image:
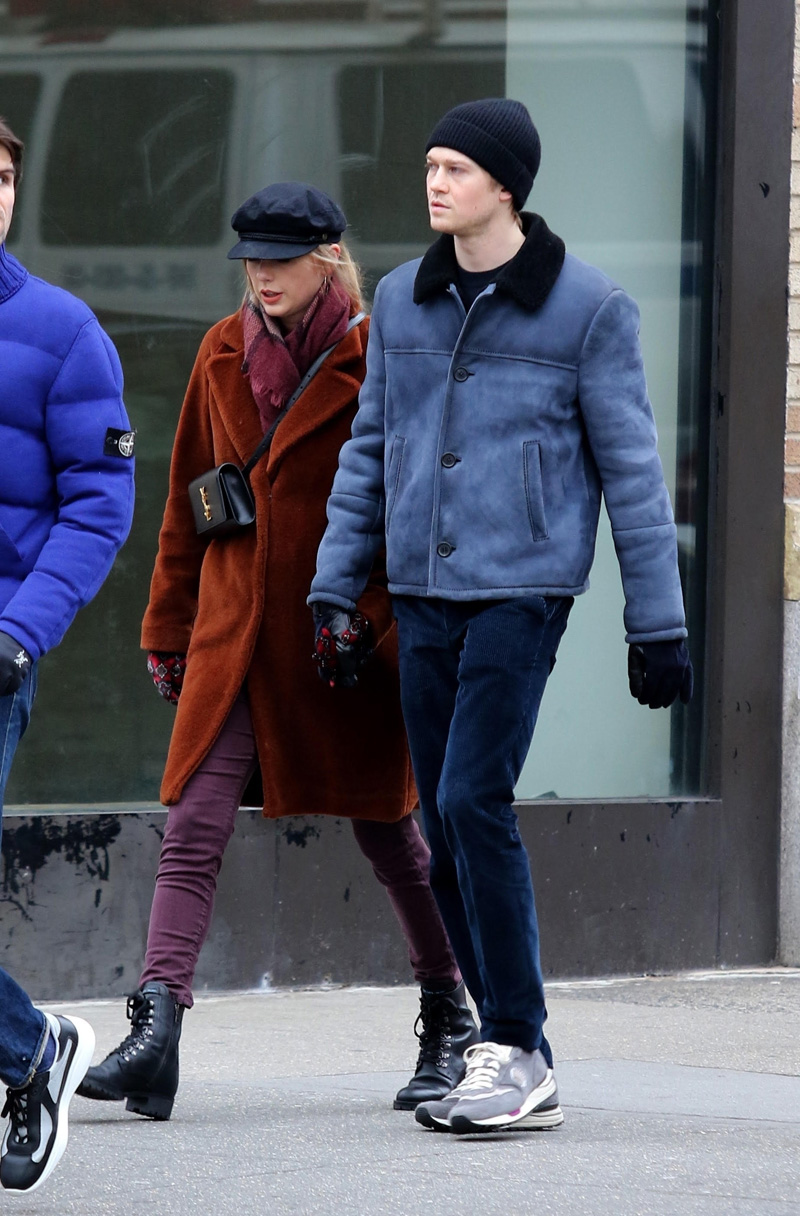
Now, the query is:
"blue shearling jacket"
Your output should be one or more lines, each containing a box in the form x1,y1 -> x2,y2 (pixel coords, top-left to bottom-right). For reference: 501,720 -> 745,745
0,245 -> 134,660
310,215 -> 686,643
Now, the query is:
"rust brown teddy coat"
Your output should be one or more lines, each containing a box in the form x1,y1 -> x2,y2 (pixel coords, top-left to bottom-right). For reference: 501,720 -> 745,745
141,311 -> 416,822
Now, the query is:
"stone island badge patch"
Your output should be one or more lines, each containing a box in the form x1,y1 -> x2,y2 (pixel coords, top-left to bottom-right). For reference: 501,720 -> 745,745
104,428 -> 136,458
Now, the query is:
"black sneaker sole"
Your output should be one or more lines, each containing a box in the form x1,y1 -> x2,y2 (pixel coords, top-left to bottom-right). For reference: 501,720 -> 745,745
414,1105 -> 455,1132
450,1103 -> 564,1135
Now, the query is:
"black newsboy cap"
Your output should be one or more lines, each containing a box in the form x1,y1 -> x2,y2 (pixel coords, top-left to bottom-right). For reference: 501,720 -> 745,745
227,182 -> 347,261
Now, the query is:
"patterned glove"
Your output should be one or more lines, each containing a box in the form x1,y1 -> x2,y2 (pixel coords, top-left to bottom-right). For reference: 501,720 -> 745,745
0,631 -> 32,698
312,605 -> 372,689
147,652 -> 187,705
628,640 -> 693,709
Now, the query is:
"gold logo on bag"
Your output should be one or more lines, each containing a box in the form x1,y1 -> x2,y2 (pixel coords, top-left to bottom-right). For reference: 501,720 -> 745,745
199,486 -> 212,521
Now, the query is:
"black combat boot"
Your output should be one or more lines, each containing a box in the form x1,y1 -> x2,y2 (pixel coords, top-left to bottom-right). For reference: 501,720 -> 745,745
393,981 -> 480,1110
76,982 -> 184,1120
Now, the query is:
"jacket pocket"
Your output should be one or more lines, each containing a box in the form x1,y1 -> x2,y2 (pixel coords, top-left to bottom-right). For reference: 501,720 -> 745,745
523,440 -> 549,542
385,435 -> 406,534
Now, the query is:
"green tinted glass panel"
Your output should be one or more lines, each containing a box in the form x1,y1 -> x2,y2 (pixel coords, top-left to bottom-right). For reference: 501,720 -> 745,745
337,61 -> 504,244
43,70 -> 232,246
1,3 -> 714,806
0,73 -> 41,242
0,73 -> 41,143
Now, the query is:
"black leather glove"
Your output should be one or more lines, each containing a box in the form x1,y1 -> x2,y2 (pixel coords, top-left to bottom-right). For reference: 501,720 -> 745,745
0,631 -> 32,698
628,640 -> 693,709
312,604 -> 373,689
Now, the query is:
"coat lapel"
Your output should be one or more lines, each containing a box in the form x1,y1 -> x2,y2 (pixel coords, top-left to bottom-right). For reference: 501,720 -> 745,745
205,314 -> 264,465
266,319 -> 368,477
203,312 -> 367,475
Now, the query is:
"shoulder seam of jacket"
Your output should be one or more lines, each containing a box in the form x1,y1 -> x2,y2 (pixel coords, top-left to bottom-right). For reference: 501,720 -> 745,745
576,287 -> 628,367
44,317 -> 98,402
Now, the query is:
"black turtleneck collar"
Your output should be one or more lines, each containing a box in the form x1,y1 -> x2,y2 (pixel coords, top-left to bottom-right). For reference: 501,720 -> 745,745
413,212 -> 566,313
0,244 -> 28,304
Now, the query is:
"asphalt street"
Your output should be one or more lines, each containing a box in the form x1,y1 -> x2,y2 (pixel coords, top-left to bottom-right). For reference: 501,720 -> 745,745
6,968 -> 800,1216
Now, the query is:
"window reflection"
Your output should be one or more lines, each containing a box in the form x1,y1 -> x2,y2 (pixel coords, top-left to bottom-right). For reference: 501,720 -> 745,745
43,71 -> 232,247
0,0 -> 712,803
0,73 -> 41,242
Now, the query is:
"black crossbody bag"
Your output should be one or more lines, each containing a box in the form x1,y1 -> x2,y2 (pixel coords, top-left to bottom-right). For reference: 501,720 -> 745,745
189,312 -> 366,539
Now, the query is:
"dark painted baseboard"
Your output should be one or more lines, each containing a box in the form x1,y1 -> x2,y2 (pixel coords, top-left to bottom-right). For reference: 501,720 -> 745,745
0,797 -> 763,1003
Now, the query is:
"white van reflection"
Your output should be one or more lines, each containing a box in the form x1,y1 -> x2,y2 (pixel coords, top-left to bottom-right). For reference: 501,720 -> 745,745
2,9 -> 706,326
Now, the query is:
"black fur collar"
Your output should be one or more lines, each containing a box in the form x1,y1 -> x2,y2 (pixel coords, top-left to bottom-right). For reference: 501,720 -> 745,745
412,212 -> 566,312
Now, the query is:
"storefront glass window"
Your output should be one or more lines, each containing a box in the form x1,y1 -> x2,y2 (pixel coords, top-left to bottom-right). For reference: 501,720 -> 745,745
0,0 -> 714,806
43,70 -> 232,247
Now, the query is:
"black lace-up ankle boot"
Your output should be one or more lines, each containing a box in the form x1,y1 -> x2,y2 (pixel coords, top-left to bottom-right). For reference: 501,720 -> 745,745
393,981 -> 480,1110
76,982 -> 184,1120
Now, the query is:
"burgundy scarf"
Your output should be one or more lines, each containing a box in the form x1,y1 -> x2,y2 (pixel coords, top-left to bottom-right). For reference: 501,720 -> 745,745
241,281 -> 352,432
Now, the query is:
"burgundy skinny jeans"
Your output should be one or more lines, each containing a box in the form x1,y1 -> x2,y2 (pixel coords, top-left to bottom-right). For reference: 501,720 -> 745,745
141,691 -> 459,1007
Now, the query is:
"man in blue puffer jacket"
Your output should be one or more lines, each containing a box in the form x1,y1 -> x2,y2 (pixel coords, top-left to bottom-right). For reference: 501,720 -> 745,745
311,99 -> 692,1136
0,118 -> 133,1193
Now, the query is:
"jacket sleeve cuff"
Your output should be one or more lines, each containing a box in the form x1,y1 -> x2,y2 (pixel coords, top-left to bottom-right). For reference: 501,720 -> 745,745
625,626 -> 689,644
306,592 -> 358,612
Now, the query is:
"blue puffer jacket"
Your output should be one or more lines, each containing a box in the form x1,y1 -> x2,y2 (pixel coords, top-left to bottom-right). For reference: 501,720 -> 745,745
0,246 -> 134,660
310,215 -> 686,643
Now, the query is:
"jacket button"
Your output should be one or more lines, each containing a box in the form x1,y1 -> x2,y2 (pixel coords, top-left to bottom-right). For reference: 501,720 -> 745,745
453,367 -> 469,382
441,453 -> 458,468
437,541 -> 454,558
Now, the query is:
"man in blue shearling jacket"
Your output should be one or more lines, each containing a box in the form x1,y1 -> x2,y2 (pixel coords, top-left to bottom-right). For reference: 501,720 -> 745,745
0,118 -> 133,1193
310,99 -> 692,1135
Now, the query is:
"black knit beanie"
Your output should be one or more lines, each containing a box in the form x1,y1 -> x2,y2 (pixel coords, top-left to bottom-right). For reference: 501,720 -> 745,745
425,98 -> 541,211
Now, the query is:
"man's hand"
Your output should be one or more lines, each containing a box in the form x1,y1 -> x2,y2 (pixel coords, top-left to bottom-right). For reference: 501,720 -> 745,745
312,604 -> 373,688
147,652 -> 187,705
0,632 -> 32,698
628,640 -> 693,709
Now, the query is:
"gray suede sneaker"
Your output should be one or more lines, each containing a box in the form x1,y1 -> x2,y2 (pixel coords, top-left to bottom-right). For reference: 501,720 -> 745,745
414,1088 -> 461,1131
447,1042 -> 561,1134
415,1042 -> 563,1133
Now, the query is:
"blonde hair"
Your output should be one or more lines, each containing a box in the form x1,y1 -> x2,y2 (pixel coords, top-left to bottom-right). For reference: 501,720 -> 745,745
311,242 -> 365,312
243,239 -> 365,314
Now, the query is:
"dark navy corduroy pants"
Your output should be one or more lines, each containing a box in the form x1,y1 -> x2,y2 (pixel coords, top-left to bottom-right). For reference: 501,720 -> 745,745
392,595 -> 572,1059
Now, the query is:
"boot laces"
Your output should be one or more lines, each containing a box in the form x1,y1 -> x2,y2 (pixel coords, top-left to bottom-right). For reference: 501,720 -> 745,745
116,990 -> 156,1061
456,1042 -> 513,1093
413,991 -> 453,1069
1,1087 -> 30,1145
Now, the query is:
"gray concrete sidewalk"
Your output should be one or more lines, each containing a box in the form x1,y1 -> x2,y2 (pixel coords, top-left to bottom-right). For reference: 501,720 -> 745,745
8,969 -> 800,1216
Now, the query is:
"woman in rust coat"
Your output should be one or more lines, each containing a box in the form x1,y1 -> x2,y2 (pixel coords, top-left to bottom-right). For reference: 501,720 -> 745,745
77,184 -> 478,1121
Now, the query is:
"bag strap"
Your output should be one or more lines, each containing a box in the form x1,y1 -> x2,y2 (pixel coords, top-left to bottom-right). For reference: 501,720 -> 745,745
242,311 -> 367,478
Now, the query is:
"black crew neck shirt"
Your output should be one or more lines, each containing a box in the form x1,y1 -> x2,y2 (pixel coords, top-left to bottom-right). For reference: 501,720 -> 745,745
454,260 -> 510,311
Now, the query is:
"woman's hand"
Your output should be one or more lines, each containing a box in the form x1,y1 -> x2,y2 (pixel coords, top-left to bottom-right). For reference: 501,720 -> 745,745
147,652 -> 187,705
312,605 -> 372,688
